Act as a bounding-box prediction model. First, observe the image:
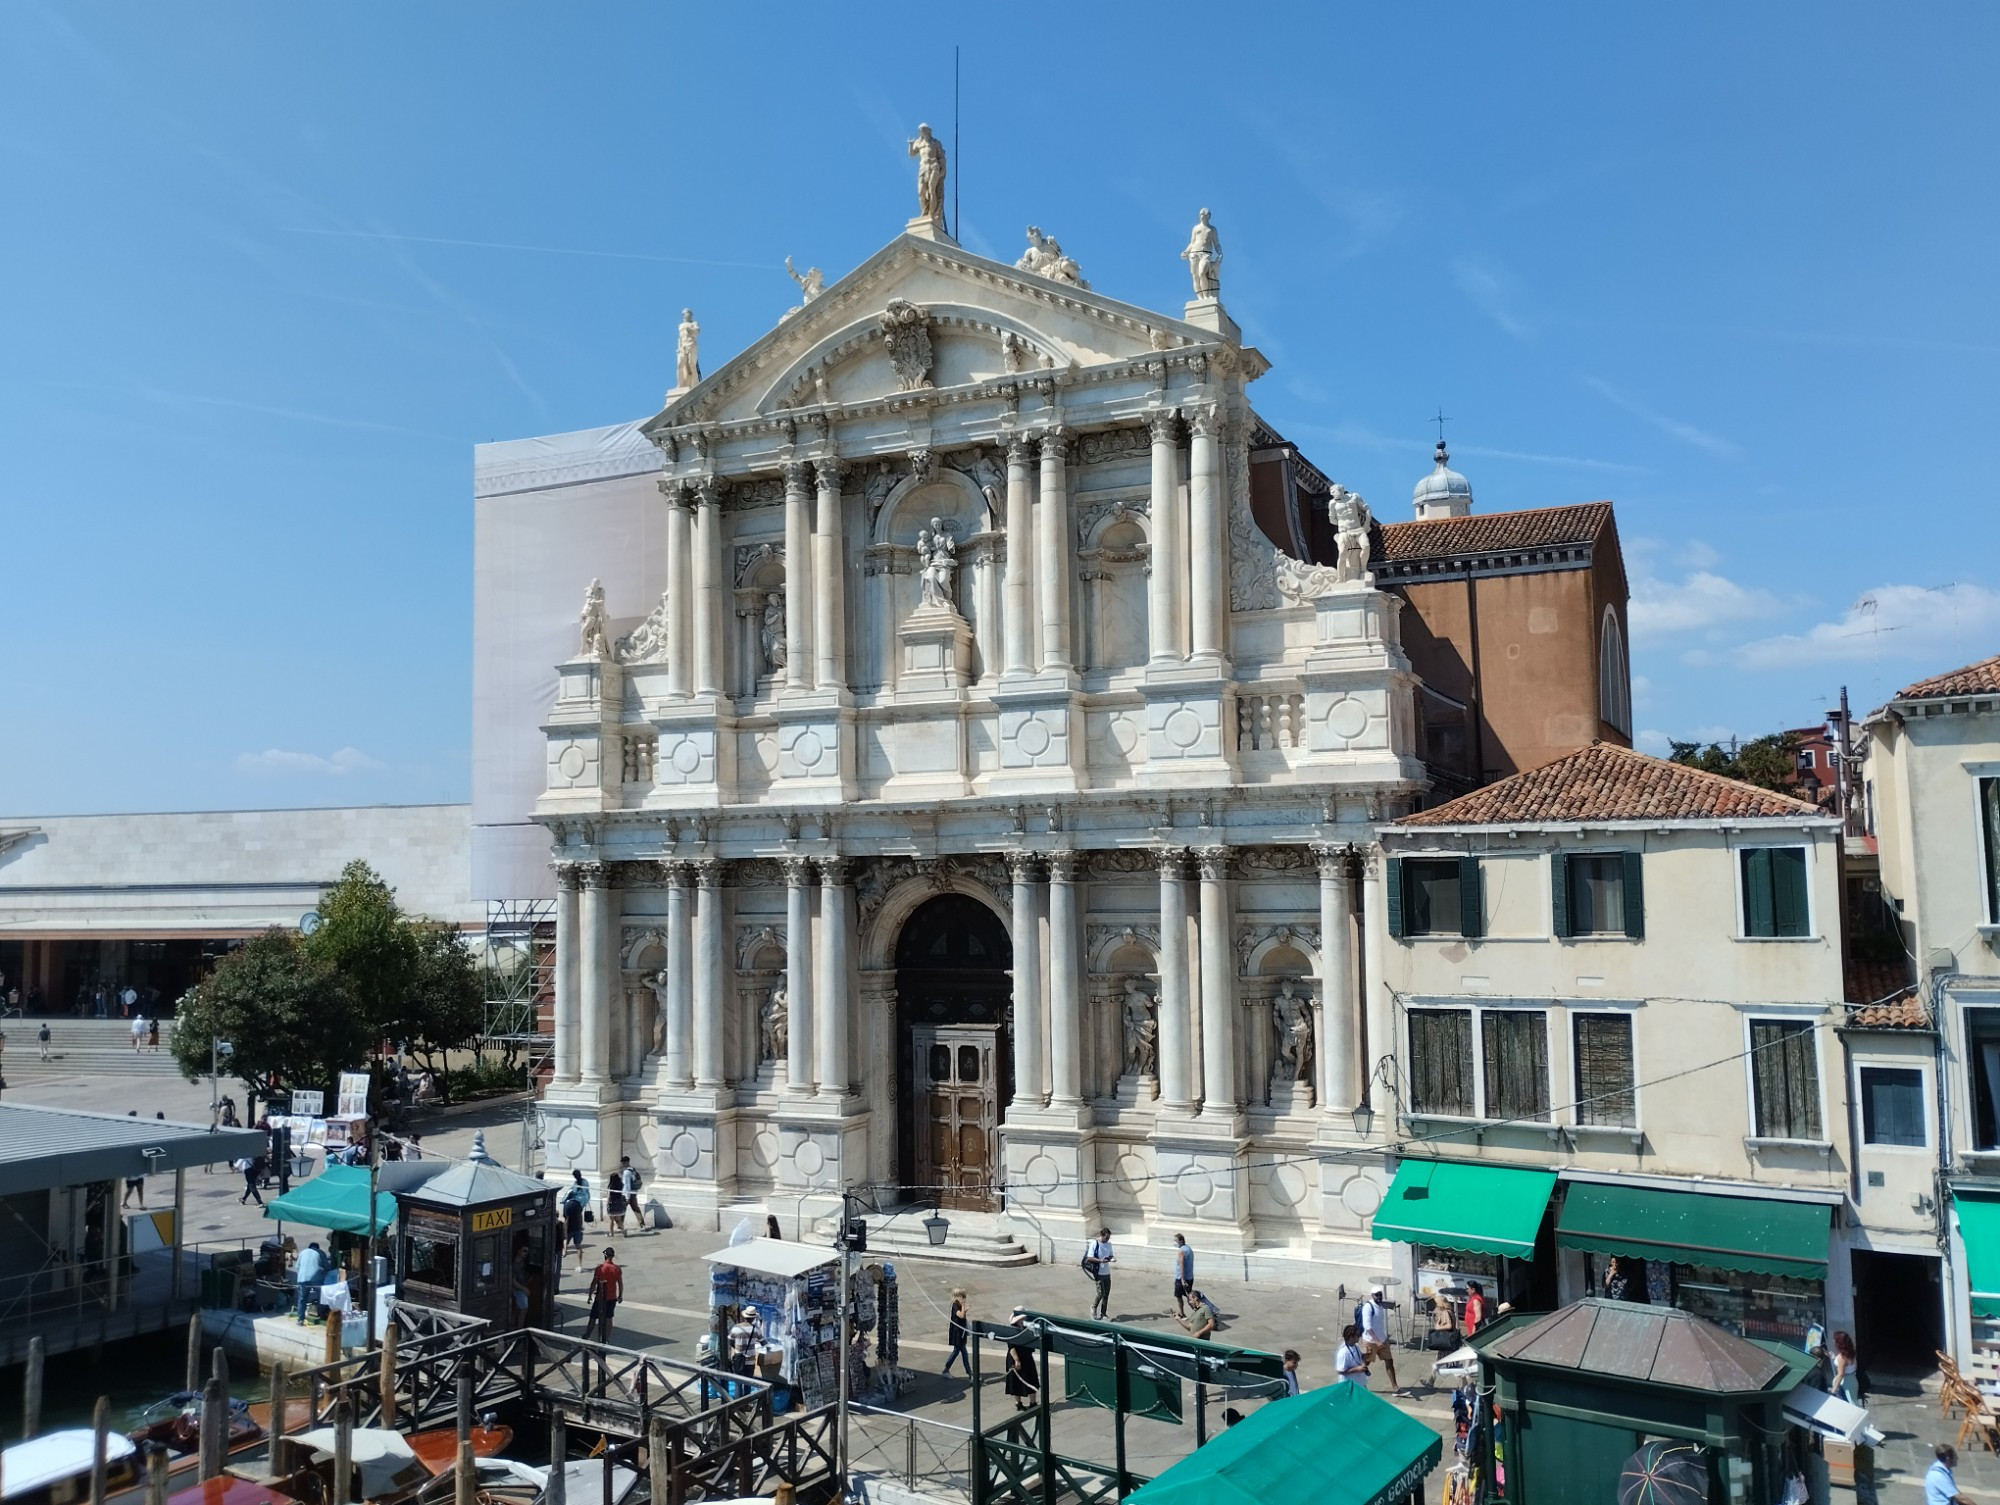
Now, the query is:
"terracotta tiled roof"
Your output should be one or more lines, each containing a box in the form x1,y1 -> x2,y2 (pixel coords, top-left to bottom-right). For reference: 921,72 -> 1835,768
1895,652 -> 2000,701
1844,958 -> 1927,1028
1375,502 -> 1613,564
1395,741 -> 1825,826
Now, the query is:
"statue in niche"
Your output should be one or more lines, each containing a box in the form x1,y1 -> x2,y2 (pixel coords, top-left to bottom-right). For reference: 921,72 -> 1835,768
1180,208 -> 1222,299
907,124 -> 947,222
862,459 -> 898,527
644,967 -> 671,1055
578,578 -> 611,659
916,518 -> 958,610
969,450 -> 1006,525
760,591 -> 787,674
1272,980 -> 1315,1098
675,308 -> 701,391
1015,227 -> 1087,288
785,257 -> 824,303
1330,486 -> 1374,584
761,985 -> 789,1065
1121,978 -> 1159,1080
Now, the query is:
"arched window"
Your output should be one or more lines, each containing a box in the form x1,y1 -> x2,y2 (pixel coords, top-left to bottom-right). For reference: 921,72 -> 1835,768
1598,607 -> 1632,735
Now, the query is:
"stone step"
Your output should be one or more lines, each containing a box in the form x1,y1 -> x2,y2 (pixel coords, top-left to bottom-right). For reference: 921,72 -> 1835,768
6,1050 -> 188,1078
859,1210 -> 1036,1268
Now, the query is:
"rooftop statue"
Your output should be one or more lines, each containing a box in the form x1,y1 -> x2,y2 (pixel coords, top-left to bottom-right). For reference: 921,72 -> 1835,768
675,308 -> 700,391
785,257 -> 824,303
908,124 -> 947,223
1181,208 -> 1222,299
578,579 -> 610,659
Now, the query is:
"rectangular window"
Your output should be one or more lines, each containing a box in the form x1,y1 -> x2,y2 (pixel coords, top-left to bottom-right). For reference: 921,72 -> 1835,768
1982,778 -> 2000,924
1796,748 -> 1815,771
1749,1020 -> 1822,1140
1968,1008 -> 2000,1151
1574,1014 -> 1636,1128
403,1235 -> 457,1294
1396,856 -> 1484,938
1408,1009 -> 1474,1117
1742,847 -> 1811,937
1482,1010 -> 1551,1122
1569,855 -> 1626,935
1858,1066 -> 1925,1147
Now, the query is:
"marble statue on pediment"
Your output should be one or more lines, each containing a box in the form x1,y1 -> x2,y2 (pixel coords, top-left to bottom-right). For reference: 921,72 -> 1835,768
785,257 -> 824,303
579,578 -> 611,659
675,308 -> 701,391
1272,979 -> 1315,1098
760,591 -> 787,674
916,519 -> 959,610
1331,486 -> 1374,584
761,985 -> 788,1064
908,124 -> 947,222
616,589 -> 670,664
1016,227 -> 1088,288
1122,978 -> 1159,1080
1181,208 -> 1222,298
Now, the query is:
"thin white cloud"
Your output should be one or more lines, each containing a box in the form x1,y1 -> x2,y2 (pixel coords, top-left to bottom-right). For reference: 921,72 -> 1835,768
237,747 -> 386,776
1454,443 -> 1645,475
1634,729 -> 1672,757
1583,376 -> 1739,459
1729,582 -> 2000,671
1452,257 -> 1535,341
1632,569 -> 1787,636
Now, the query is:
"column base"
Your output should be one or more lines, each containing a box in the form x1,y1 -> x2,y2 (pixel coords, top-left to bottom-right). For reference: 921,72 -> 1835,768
773,1096 -> 871,1195
1181,298 -> 1241,342
648,1102 -> 742,1217
998,1117 -> 1100,1244
905,215 -> 957,245
1149,1115 -> 1254,1254
1313,1113 -> 1392,1245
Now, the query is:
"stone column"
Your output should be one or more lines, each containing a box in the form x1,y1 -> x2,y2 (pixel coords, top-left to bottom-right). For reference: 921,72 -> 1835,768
1036,426 -> 1072,672
1046,853 -> 1083,1108
693,478 -> 724,697
782,461 -> 814,691
1196,846 -> 1237,1114
1154,847 -> 1191,1112
1359,847 -> 1391,1112
813,459 -> 846,694
663,862 -> 694,1091
692,859 -> 726,1090
579,863 -> 612,1087
663,481 -> 694,698
1146,409 -> 1183,664
783,856 -> 815,1092
1002,436 -> 1036,676
1186,404 -> 1223,663
553,864 -> 581,1085
1008,852 -> 1045,1109
816,857 -> 854,1096
1313,843 -> 1357,1111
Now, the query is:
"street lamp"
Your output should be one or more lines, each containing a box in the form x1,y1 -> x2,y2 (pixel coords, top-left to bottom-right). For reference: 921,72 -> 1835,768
923,1209 -> 950,1247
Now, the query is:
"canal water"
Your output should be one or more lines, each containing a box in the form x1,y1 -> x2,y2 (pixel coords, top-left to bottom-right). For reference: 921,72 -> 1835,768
1,1329 -> 266,1444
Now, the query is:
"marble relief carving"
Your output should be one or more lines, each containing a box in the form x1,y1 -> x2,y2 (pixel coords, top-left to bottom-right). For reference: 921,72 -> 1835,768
578,579 -> 611,659
881,300 -> 935,391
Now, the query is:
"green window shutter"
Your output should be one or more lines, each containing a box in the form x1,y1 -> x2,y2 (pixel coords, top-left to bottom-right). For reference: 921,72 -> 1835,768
1621,851 -> 1645,939
1385,856 -> 1405,939
1772,847 -> 1810,937
1551,854 -> 1572,939
1458,855 -> 1484,939
1743,848 -> 1775,937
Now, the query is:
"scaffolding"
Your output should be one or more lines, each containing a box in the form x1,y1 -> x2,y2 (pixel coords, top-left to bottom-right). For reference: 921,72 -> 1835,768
482,897 -> 555,1046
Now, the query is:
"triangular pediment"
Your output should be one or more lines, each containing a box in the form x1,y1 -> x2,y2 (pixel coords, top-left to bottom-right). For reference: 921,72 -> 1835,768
644,234 -> 1239,434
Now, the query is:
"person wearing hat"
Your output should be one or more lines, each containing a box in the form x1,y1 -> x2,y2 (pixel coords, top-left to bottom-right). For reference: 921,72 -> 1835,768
1004,1310 -> 1040,1411
1358,1283 -> 1401,1394
728,1305 -> 761,1375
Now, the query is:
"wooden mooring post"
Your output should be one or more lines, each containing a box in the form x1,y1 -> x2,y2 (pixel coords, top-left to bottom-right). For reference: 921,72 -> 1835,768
88,1396 -> 110,1505
23,1335 -> 45,1440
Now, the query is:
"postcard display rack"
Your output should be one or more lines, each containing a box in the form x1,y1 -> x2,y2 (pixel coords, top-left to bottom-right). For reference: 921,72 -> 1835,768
708,1260 -> 841,1409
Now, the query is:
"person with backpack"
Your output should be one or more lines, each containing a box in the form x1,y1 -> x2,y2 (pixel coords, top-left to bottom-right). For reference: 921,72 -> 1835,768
1082,1227 -> 1114,1320
1358,1284 -> 1403,1395
562,1169 -> 591,1265
38,1022 -> 51,1061
615,1156 -> 643,1233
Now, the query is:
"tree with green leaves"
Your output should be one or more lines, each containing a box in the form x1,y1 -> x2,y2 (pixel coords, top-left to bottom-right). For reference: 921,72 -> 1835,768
305,860 -> 419,1043
171,929 -> 368,1104
1668,731 -> 1800,794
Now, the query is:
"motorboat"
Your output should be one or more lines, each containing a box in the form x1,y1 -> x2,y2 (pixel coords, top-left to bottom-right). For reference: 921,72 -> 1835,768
272,1428 -> 430,1505
1,1429 -> 139,1505
128,1395 -> 262,1458
407,1457 -> 638,1505
403,1423 -> 515,1479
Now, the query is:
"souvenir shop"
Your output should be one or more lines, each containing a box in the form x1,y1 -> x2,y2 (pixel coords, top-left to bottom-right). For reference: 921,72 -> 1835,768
702,1236 -> 908,1410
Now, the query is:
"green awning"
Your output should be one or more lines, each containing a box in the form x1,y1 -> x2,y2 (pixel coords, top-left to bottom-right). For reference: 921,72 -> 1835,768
1371,1159 -> 1557,1260
1125,1381 -> 1441,1505
1556,1182 -> 1828,1279
1954,1192 -> 2000,1319
264,1165 -> 395,1237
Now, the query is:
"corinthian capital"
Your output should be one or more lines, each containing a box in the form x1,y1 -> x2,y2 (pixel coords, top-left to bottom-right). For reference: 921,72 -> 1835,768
692,475 -> 727,509
661,858 -> 694,888
578,861 -> 612,890
813,456 -> 846,494
1185,403 -> 1221,440
781,459 -> 814,494
1045,851 -> 1080,883
691,856 -> 723,889
1194,845 -> 1231,882
1005,850 -> 1042,885
1309,842 -> 1354,883
1039,424 -> 1071,461
817,855 -> 853,887
554,862 -> 583,893
780,854 -> 816,887
657,477 -> 694,508
1153,845 -> 1188,879
1145,407 -> 1181,445
1006,434 -> 1035,467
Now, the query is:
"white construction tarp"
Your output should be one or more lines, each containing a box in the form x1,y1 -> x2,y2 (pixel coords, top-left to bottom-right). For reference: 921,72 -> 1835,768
704,1236 -> 839,1280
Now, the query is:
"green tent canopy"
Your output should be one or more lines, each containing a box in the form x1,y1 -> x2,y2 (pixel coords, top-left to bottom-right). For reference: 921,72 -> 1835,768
264,1164 -> 396,1236
1555,1181 -> 1829,1280
1124,1382 -> 1441,1505
1371,1158 -> 1557,1260
1955,1191 -> 2000,1319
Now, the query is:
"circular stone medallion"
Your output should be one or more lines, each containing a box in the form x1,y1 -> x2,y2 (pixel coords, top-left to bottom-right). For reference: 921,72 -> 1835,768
1016,719 -> 1052,758
1176,1165 -> 1215,1206
792,729 -> 825,770
557,745 -> 588,781
1340,1173 -> 1384,1219
1326,696 -> 1371,741
670,737 -> 703,775
794,1140 -> 826,1178
669,1131 -> 701,1169
1023,1153 -> 1061,1195
1164,706 -> 1203,750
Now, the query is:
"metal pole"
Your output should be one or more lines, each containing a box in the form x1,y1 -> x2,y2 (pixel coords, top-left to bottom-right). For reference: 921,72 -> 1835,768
170,1170 -> 186,1301
24,1334 -> 44,1439
836,1192 -> 851,1497
365,1130 -> 380,1349
1112,1336 -> 1129,1498
1035,1323 -> 1053,1505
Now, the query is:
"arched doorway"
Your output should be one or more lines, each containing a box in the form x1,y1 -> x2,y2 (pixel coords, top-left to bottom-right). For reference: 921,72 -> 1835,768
895,894 -> 1012,1210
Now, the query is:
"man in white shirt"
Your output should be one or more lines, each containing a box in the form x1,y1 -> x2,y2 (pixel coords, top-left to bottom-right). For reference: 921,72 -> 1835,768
1084,1228 -> 1115,1320
294,1241 -> 327,1324
1333,1324 -> 1368,1385
728,1305 -> 761,1375
1359,1284 -> 1402,1394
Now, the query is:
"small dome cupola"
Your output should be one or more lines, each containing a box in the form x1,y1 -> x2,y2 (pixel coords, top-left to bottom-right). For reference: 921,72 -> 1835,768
1413,439 -> 1473,520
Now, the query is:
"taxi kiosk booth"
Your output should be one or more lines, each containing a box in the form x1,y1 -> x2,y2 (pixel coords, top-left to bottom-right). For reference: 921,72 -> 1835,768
391,1135 -> 557,1328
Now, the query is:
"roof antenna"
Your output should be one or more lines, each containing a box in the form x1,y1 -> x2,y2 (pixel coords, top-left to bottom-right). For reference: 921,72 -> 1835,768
952,45 -> 960,240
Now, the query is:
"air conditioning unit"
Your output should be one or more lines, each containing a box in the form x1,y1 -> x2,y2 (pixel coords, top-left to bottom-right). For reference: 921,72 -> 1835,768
1928,948 -> 1958,975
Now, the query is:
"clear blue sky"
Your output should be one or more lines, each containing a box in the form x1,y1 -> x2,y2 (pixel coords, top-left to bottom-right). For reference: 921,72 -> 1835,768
5,4 -> 1996,813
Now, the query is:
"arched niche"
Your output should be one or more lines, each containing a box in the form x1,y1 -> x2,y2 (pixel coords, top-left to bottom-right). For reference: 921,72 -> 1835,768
1080,506 -> 1153,674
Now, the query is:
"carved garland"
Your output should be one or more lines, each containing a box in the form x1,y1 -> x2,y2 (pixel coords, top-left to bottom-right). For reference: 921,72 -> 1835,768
1233,921 -> 1323,969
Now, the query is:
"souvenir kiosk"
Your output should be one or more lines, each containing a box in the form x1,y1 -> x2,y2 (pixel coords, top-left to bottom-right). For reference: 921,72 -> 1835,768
391,1133 -> 558,1328
703,1238 -> 843,1410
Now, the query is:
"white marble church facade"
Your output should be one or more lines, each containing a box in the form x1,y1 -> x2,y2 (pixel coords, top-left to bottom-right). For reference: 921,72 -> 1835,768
528,185 -> 1426,1266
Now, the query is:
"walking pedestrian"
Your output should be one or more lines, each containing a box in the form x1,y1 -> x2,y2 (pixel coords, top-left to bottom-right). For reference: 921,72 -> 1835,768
562,1170 -> 590,1266
148,1017 -> 161,1052
1083,1227 -> 1114,1321
944,1289 -> 972,1376
294,1241 -> 327,1324
130,1015 -> 145,1052
1831,1329 -> 1860,1403
616,1156 -> 643,1232
1282,1349 -> 1302,1395
237,1154 -> 265,1206
604,1170 -> 627,1237
38,1022 -> 50,1060
1334,1325 -> 1368,1385
1359,1284 -> 1402,1394
123,1171 -> 145,1208
1171,1233 -> 1194,1319
121,985 -> 137,1019
1461,1281 -> 1487,1336
1004,1312 -> 1040,1412
1927,1445 -> 1963,1505
1182,1288 -> 1220,1340
585,1247 -> 622,1344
